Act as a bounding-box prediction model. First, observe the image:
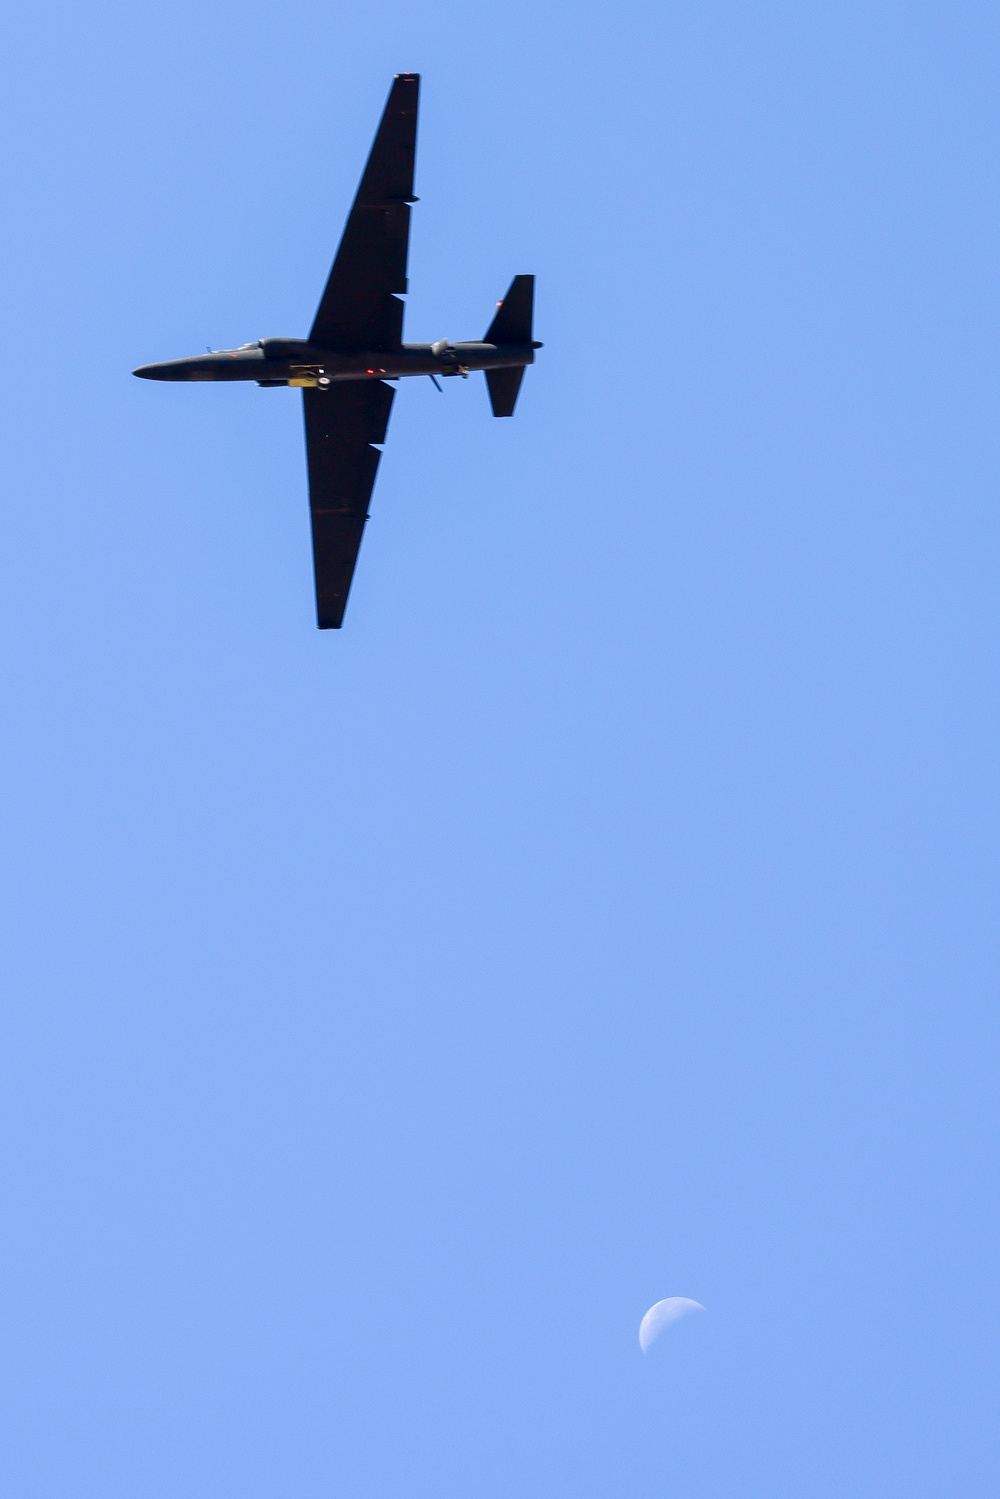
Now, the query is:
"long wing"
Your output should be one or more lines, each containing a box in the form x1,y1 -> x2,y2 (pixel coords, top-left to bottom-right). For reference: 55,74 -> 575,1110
303,382 -> 395,629
309,73 -> 419,352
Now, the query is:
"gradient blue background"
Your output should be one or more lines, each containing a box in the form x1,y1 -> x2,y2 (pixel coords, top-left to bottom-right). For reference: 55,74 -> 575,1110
1,3 -> 997,1495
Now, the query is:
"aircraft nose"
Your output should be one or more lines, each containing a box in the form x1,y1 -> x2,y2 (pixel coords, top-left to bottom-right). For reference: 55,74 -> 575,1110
133,358 -> 201,380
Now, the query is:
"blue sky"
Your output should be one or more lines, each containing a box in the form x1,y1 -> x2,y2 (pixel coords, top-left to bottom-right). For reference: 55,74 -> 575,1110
0,3 -> 998,1496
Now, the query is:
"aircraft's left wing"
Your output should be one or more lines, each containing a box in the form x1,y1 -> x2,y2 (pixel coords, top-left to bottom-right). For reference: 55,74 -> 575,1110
310,74 -> 419,353
303,381 -> 395,629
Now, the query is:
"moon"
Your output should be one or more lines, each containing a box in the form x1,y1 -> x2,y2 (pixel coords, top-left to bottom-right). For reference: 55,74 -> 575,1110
639,1297 -> 705,1352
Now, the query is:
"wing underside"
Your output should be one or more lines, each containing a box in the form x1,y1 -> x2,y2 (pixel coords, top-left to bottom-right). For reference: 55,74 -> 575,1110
309,73 -> 419,352
303,382 -> 395,629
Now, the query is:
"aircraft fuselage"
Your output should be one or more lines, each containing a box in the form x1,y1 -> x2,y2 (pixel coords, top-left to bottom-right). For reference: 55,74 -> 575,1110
134,339 -> 541,386
131,73 -> 540,627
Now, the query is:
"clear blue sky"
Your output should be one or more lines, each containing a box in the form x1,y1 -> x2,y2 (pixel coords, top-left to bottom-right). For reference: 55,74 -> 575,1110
1,3 -> 997,1495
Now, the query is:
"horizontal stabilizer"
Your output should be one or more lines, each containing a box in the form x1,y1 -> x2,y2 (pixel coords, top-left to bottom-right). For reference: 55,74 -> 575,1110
485,366 -> 525,417
484,275 -> 534,345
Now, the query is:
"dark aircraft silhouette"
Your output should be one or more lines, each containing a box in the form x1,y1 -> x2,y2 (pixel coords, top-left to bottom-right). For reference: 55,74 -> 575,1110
134,73 -> 540,628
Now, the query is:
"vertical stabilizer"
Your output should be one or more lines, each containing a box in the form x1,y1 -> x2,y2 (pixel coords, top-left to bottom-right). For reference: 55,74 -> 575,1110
484,275 -> 534,345
484,275 -> 534,416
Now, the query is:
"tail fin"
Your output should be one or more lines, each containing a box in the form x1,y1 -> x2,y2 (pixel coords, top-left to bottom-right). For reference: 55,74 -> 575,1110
484,275 -> 533,417
485,367 -> 525,417
484,274 -> 534,344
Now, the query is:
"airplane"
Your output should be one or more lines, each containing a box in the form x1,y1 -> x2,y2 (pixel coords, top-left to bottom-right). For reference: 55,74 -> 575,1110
133,73 -> 541,629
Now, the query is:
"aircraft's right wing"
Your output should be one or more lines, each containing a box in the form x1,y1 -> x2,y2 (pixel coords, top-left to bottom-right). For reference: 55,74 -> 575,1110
303,381 -> 395,629
310,74 -> 419,353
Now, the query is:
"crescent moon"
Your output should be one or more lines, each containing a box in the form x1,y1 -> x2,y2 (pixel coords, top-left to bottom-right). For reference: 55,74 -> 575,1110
638,1297 -> 705,1352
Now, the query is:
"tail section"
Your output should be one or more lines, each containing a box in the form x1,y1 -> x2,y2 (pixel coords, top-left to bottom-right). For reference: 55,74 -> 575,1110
484,274 -> 534,345
486,367 -> 525,417
484,275 -> 534,417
